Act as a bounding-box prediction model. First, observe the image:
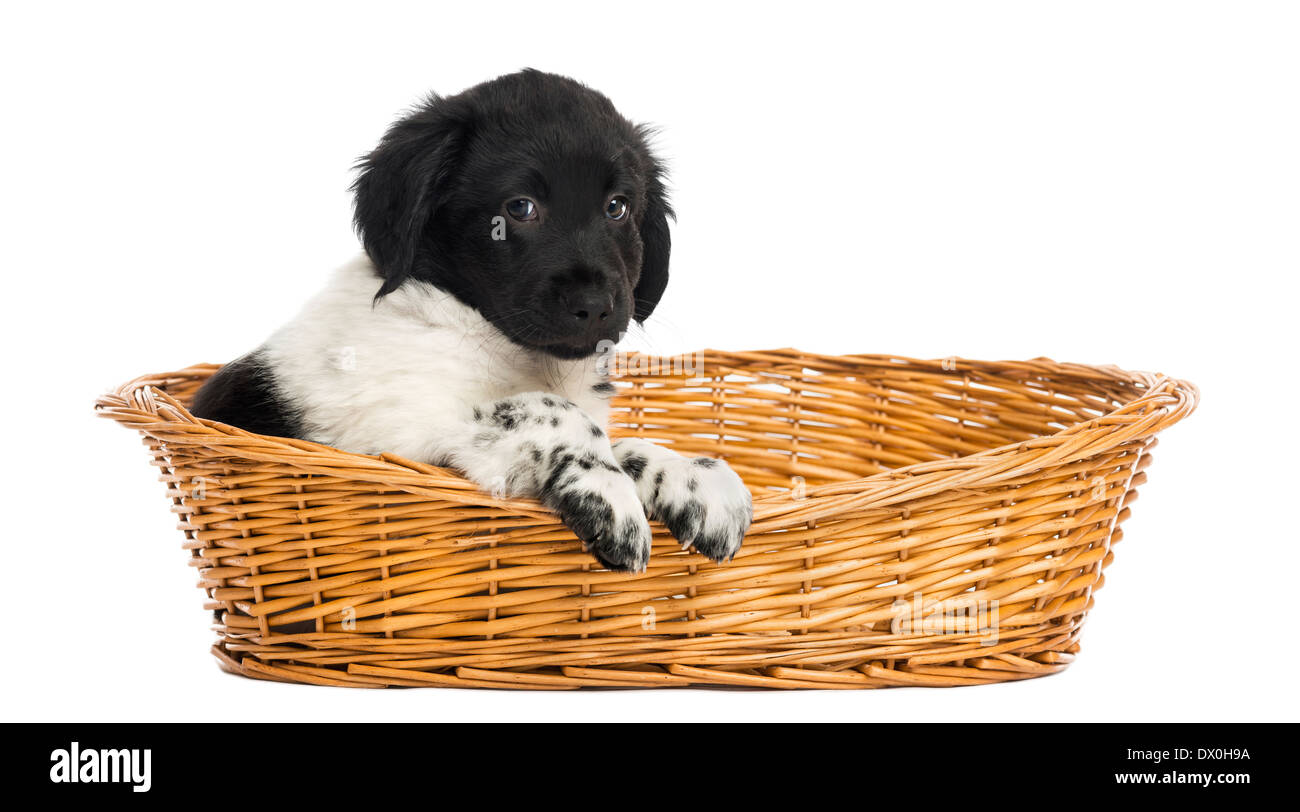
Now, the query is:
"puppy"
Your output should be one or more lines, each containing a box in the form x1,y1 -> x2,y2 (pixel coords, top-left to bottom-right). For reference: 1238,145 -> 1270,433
191,69 -> 752,573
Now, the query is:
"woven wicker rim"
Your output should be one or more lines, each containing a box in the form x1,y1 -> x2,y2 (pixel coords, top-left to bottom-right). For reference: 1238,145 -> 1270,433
96,349 -> 1199,522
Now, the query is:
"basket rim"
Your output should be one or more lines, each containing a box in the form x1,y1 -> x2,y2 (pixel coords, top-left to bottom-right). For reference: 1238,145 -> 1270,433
94,348 -> 1198,523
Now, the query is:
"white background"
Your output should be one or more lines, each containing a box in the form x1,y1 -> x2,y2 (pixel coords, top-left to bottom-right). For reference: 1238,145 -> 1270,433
2,1 -> 1296,722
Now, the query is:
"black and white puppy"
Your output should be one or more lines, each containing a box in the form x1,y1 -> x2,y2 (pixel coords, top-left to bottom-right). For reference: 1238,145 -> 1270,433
191,70 -> 752,573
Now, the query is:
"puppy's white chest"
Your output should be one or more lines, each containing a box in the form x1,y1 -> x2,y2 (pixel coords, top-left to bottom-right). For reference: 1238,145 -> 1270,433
264,256 -> 609,461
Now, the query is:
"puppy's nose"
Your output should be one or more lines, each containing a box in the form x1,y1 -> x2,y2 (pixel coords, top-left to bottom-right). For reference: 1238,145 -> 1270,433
564,289 -> 612,323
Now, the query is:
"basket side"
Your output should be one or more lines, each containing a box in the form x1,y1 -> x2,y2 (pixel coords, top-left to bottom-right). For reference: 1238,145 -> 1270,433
96,354 -> 1197,689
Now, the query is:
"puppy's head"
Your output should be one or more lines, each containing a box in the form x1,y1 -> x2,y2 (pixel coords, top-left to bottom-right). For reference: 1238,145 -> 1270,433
353,70 -> 672,359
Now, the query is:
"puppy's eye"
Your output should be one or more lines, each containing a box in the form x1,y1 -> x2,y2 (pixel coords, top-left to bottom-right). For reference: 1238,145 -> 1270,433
506,198 -> 538,222
605,196 -> 629,221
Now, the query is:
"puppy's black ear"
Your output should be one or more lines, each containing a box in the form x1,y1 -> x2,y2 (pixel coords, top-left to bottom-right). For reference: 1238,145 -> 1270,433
632,128 -> 674,323
352,95 -> 469,298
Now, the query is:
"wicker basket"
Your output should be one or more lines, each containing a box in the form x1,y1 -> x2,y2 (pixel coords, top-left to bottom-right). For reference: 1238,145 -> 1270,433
96,349 -> 1196,689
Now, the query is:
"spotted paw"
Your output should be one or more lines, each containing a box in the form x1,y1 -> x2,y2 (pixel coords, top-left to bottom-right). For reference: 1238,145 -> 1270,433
544,464 -> 652,573
622,453 -> 752,563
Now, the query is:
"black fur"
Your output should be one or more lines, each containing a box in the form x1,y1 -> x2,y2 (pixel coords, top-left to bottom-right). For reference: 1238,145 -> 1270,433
490,399 -> 524,430
189,351 -> 301,438
192,70 -> 673,432
352,69 -> 673,359
619,453 -> 648,481
657,498 -> 705,547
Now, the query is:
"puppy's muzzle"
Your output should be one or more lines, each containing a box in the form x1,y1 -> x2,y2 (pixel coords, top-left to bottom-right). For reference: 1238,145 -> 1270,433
563,288 -> 613,326
550,276 -> 626,347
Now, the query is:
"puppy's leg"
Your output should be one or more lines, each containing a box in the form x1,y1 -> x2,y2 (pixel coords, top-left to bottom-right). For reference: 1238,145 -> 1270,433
445,393 -> 652,573
611,438 -> 752,563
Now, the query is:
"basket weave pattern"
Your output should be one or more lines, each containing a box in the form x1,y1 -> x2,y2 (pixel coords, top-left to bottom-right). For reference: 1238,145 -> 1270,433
97,350 -> 1196,689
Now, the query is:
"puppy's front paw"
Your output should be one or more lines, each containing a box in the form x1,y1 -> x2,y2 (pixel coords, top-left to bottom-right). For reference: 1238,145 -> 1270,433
545,464 -> 652,573
625,455 -> 752,563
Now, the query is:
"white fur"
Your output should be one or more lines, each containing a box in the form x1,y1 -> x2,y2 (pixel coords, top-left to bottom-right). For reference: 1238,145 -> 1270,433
258,254 -> 750,571
265,255 -> 610,460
